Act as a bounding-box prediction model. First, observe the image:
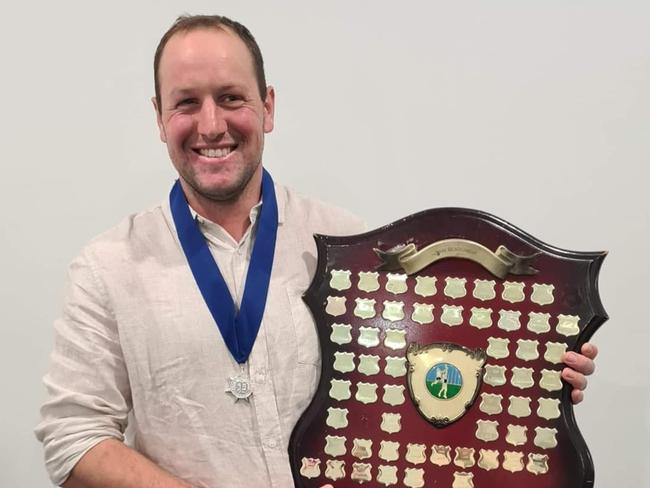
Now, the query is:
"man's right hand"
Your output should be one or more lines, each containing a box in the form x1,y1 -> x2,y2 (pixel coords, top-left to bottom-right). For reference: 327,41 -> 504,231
63,439 -> 194,488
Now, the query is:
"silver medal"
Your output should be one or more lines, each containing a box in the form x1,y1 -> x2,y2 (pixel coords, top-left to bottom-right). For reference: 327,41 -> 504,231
226,367 -> 252,401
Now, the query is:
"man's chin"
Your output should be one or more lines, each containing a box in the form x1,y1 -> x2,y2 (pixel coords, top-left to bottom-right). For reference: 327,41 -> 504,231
177,162 -> 261,204
186,176 -> 255,204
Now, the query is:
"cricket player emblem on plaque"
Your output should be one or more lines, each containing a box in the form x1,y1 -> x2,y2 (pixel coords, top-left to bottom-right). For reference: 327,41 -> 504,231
407,343 -> 486,427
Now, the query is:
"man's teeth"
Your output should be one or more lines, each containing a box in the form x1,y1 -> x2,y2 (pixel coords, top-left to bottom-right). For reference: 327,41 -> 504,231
199,147 -> 232,158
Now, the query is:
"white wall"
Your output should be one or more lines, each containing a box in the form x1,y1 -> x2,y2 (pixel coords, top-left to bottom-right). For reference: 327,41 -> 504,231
2,1 -> 648,486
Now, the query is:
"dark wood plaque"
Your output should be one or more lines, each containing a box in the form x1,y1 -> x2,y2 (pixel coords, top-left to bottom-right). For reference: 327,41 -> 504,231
289,208 -> 607,488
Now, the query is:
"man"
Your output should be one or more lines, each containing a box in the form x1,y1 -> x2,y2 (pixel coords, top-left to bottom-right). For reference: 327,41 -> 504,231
36,14 -> 598,488
436,365 -> 449,399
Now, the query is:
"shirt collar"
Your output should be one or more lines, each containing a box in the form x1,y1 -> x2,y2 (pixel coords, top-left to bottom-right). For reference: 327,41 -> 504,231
191,200 -> 263,248
166,179 -> 285,247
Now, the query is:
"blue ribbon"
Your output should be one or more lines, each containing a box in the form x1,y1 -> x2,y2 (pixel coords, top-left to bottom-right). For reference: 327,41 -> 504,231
169,169 -> 278,364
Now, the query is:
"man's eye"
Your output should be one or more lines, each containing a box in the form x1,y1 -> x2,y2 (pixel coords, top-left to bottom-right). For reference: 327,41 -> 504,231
221,95 -> 244,105
177,98 -> 197,107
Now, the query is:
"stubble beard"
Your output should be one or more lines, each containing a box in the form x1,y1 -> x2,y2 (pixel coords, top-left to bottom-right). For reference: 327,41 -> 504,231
181,159 -> 261,205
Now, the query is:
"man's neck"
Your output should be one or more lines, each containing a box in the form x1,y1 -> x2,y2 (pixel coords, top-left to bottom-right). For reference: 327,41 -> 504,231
180,177 -> 262,243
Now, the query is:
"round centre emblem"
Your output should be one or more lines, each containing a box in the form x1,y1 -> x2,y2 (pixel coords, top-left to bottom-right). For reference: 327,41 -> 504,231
425,362 -> 463,400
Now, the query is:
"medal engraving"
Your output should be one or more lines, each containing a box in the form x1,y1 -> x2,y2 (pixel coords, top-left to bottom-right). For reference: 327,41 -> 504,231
226,372 -> 252,401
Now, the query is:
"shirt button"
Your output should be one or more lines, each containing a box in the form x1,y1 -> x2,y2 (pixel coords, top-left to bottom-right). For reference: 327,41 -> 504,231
255,369 -> 266,383
266,438 -> 277,449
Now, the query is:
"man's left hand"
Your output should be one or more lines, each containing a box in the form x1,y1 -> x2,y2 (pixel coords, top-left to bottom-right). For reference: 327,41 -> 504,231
561,342 -> 598,404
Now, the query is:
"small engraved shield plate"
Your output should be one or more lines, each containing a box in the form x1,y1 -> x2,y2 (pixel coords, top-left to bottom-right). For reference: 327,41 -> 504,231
479,449 -> 500,471
441,304 -> 464,326
351,438 -> 373,459
324,435 -> 347,457
377,465 -> 398,486
379,440 -> 400,462
502,281 -> 525,303
473,279 -> 496,301
329,269 -> 352,291
503,451 -> 524,472
354,297 -> 376,319
385,356 -> 407,377
405,443 -> 427,465
430,445 -> 451,466
299,458 -> 320,479
380,412 -> 402,433
358,271 -> 380,292
325,459 -> 345,481
325,296 -> 346,316
404,467 -> 425,488
453,471 -> 475,488
357,354 -> 380,376
412,303 -> 434,324
386,273 -> 408,294
382,300 -> 405,322
415,276 -> 437,297
444,277 -> 468,298
531,283 -> 555,305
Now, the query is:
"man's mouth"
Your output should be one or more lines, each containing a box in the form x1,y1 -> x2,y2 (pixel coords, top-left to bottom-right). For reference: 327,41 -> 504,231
195,146 -> 236,158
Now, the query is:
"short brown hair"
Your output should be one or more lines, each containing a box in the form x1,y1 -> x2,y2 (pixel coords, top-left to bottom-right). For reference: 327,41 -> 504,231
154,14 -> 267,113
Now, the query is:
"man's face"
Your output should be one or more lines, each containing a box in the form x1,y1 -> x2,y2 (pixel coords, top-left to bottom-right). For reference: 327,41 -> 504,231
155,28 -> 274,203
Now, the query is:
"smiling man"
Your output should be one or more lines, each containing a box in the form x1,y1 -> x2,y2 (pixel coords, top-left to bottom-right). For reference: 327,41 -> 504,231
36,15 -> 598,488
154,25 -> 274,240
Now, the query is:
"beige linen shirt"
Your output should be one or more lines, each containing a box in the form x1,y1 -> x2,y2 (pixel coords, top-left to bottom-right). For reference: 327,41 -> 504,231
36,183 -> 365,487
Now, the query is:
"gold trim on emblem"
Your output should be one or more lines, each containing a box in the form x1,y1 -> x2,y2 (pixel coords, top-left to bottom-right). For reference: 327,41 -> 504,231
407,342 -> 486,427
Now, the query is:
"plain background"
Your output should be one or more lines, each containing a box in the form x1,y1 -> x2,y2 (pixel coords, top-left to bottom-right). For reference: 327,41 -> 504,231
2,1 -> 648,486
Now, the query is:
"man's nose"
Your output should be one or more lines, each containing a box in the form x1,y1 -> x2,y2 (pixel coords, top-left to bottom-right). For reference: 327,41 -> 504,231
197,100 -> 227,140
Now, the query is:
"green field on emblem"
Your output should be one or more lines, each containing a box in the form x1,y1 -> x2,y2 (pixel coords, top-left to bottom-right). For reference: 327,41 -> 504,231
426,382 -> 462,399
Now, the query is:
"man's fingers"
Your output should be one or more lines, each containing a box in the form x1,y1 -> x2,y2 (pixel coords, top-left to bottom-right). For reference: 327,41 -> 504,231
562,367 -> 588,390
571,389 -> 585,405
562,350 -> 596,376
562,343 -> 598,405
581,342 -> 599,360
562,367 -> 589,404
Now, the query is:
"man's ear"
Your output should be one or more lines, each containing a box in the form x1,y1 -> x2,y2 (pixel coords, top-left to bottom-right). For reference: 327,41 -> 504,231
263,86 -> 275,133
152,97 -> 167,143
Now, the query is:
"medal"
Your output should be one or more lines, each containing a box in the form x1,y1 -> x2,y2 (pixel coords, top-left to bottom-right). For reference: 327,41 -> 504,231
226,366 -> 253,401
170,169 -> 279,400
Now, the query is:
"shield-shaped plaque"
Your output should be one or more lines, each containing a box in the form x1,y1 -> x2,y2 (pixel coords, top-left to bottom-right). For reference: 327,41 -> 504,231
289,208 -> 607,488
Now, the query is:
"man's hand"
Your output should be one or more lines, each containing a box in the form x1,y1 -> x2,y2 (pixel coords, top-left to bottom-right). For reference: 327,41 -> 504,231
561,342 -> 598,404
62,439 -> 195,488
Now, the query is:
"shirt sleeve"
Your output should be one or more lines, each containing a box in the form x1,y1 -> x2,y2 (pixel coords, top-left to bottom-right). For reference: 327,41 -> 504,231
35,248 -> 132,486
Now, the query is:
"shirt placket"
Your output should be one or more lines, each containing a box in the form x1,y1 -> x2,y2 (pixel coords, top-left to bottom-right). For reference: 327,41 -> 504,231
237,240 -> 287,487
